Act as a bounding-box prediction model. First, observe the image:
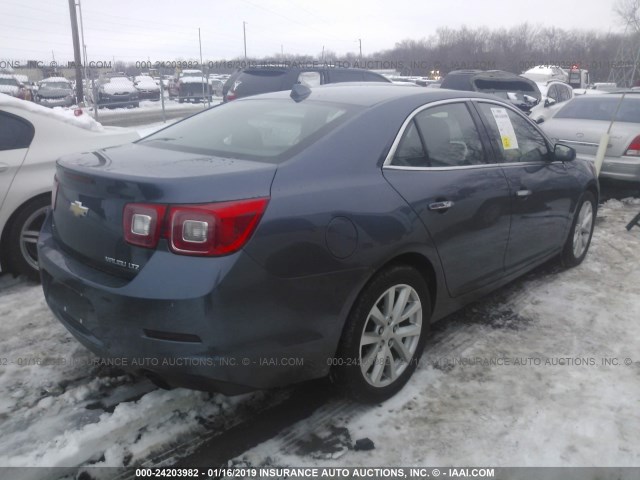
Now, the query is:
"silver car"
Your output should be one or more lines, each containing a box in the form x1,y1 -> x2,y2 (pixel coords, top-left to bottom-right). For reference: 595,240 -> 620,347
35,77 -> 75,108
541,93 -> 640,182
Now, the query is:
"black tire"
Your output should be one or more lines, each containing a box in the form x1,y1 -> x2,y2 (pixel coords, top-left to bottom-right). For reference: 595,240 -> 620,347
332,264 -> 431,403
561,191 -> 596,268
6,196 -> 50,281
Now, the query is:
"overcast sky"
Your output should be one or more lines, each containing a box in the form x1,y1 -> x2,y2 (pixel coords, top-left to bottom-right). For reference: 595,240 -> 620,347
1,0 -> 619,63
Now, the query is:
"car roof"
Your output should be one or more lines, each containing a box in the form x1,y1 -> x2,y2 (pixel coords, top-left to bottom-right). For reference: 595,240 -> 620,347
236,83 -> 513,108
239,65 -> 384,74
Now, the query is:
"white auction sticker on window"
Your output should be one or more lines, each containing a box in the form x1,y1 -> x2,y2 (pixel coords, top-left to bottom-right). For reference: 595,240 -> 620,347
490,107 -> 519,150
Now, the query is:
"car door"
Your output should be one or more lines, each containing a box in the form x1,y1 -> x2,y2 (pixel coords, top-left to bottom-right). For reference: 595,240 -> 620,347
472,100 -> 579,272
383,100 -> 512,297
0,111 -> 34,209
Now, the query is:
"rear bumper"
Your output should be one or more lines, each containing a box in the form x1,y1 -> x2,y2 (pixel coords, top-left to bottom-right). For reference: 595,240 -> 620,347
577,153 -> 640,182
38,214 -> 359,393
98,93 -> 139,107
37,96 -> 74,108
600,156 -> 640,182
136,90 -> 160,100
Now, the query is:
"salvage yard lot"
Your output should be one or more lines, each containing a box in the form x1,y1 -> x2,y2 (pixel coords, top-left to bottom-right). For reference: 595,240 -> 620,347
0,198 -> 639,474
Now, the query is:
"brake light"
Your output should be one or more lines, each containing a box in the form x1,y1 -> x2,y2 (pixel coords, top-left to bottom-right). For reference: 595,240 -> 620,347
226,90 -> 237,101
52,176 -> 59,211
123,203 -> 167,248
624,135 -> 640,157
123,198 -> 268,256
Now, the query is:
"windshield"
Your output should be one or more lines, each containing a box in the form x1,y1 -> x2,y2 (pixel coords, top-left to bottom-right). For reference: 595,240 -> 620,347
0,78 -> 19,86
139,98 -> 355,162
555,96 -> 640,123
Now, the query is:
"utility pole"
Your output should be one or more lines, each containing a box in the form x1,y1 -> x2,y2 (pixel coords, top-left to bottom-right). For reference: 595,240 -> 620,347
67,0 -> 84,103
76,0 -> 89,94
243,21 -> 247,60
358,38 -> 362,60
199,28 -> 208,108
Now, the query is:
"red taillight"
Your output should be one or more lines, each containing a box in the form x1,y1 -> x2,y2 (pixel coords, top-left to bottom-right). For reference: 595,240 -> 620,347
123,198 -> 268,256
52,176 -> 59,211
123,203 -> 167,248
624,135 -> 640,157
226,90 -> 237,101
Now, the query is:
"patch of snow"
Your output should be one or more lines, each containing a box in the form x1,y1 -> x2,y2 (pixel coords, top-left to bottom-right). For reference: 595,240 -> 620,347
238,199 -> 640,467
40,77 -> 71,84
0,93 -> 103,132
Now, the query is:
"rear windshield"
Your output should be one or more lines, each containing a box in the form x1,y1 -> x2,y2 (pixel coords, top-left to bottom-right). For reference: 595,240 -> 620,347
555,96 -> 640,123
235,70 -> 288,95
139,98 -> 355,162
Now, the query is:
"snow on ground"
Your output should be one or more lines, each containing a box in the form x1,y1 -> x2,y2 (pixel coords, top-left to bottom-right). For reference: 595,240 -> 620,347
236,198 -> 640,468
0,272 -> 288,476
0,198 -> 639,474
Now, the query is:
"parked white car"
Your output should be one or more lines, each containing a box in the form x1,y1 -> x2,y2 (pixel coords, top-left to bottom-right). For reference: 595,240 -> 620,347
521,65 -> 568,83
0,93 -> 140,279
529,80 -> 574,124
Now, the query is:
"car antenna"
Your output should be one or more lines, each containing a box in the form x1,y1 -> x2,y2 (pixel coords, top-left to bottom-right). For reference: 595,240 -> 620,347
290,83 -> 311,102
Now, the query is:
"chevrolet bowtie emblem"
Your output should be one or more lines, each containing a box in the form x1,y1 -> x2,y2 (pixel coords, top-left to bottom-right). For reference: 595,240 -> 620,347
70,200 -> 89,217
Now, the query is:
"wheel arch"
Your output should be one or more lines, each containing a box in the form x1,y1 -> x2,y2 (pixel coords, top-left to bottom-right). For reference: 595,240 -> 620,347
339,250 -> 439,343
0,192 -> 50,272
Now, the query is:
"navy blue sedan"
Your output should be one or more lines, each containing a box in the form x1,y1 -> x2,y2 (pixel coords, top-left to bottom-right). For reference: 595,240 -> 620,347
39,84 -> 598,402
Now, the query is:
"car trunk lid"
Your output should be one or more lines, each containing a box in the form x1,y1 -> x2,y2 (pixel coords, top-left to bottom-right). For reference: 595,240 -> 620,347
543,119 -> 640,157
52,143 -> 276,277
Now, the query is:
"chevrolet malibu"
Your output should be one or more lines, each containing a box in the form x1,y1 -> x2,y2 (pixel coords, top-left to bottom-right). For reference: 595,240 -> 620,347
39,84 -> 598,402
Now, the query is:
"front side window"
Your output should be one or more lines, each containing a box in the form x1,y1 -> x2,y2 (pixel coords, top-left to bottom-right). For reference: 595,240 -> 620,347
477,102 -> 550,163
547,84 -> 559,102
557,84 -> 572,103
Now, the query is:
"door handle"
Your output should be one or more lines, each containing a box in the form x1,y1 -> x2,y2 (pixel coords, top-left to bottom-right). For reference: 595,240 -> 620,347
428,200 -> 454,211
515,189 -> 532,198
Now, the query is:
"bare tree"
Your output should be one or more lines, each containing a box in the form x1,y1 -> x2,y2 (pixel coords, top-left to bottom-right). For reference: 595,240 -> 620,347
614,0 -> 640,32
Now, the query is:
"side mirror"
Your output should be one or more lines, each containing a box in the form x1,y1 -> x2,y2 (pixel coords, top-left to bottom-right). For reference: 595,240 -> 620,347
554,143 -> 576,162
535,117 -> 544,124
544,98 -> 556,108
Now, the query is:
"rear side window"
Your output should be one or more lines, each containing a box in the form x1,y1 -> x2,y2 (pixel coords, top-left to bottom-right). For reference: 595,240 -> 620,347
392,121 -> 428,167
391,102 -> 485,167
440,74 -> 473,91
477,103 -> 550,163
140,99 -> 355,162
327,70 -> 364,83
234,70 -> 288,96
414,103 -> 485,166
362,72 -> 389,83
555,97 -> 640,123
0,111 -> 34,151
